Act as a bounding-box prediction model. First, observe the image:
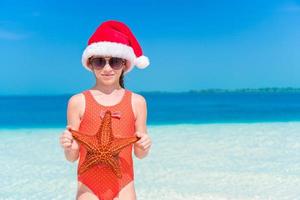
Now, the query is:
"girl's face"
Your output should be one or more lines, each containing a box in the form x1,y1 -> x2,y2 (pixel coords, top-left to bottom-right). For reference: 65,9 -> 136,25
88,57 -> 127,86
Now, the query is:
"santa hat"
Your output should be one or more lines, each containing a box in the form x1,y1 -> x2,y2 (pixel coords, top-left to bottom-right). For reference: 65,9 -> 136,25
82,20 -> 150,74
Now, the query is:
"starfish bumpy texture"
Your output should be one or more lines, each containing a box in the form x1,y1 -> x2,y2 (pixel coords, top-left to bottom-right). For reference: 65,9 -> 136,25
68,110 -> 139,178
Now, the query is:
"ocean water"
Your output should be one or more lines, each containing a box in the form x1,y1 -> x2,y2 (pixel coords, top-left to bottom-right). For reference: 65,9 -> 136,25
1,92 -> 300,199
1,92 -> 300,128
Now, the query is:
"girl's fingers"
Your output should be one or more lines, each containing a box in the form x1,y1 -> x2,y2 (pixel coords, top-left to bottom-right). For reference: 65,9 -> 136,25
62,137 -> 72,143
143,145 -> 150,151
135,131 -> 147,138
66,125 -> 72,130
62,138 -> 72,146
62,140 -> 71,145
60,140 -> 71,148
135,132 -> 141,138
135,138 -> 144,144
64,133 -> 73,140
140,137 -> 151,145
136,135 -> 149,143
59,130 -> 74,149
141,141 -> 151,149
62,129 -> 73,139
63,143 -> 72,148
136,135 -> 151,147
60,136 -> 73,147
135,142 -> 143,148
135,140 -> 151,151
64,129 -> 70,135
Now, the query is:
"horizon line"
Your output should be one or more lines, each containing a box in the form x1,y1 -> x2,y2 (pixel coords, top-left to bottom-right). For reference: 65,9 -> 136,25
1,87 -> 300,97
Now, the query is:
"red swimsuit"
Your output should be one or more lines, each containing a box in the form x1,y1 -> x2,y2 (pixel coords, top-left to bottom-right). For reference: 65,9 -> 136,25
77,89 -> 136,200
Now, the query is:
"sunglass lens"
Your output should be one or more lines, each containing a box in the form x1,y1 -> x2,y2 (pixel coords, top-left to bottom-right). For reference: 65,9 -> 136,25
109,57 -> 124,69
90,58 -> 106,69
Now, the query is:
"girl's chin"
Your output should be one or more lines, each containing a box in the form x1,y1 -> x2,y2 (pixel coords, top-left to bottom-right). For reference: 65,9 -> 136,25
97,75 -> 114,80
100,79 -> 116,85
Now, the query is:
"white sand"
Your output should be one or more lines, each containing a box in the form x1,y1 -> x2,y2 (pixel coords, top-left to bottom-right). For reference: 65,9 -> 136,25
0,122 -> 300,200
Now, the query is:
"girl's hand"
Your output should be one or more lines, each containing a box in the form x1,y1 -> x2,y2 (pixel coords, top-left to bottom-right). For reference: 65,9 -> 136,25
135,131 -> 152,152
59,125 -> 79,150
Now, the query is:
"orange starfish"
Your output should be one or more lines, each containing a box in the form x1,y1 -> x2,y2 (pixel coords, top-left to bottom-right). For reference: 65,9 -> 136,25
68,110 -> 139,178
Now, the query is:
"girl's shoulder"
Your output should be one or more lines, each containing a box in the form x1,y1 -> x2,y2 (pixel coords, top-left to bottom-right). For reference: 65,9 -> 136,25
68,92 -> 84,106
130,91 -> 147,121
130,91 -> 147,108
68,91 -> 86,105
67,91 -> 86,118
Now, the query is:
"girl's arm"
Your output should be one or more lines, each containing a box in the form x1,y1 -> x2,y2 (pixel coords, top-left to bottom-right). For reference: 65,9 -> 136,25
64,94 -> 82,162
133,94 -> 152,159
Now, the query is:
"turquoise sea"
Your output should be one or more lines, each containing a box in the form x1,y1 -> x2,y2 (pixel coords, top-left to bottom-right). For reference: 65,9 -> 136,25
1,92 -> 300,128
1,91 -> 300,199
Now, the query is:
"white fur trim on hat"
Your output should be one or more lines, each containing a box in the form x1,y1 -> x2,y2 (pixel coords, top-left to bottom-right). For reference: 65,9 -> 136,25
82,41 -> 136,73
134,55 -> 150,69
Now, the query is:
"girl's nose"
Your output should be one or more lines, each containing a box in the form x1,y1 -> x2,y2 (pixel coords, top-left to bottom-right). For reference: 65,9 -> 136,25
103,63 -> 113,71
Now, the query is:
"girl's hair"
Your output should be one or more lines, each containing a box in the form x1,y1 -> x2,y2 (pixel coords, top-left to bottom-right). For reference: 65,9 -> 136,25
119,69 -> 125,88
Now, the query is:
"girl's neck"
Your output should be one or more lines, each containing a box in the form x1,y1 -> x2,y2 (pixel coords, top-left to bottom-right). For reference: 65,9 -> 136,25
91,82 -> 123,95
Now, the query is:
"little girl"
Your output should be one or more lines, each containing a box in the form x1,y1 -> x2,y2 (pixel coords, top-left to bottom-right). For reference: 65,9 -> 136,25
59,20 -> 152,200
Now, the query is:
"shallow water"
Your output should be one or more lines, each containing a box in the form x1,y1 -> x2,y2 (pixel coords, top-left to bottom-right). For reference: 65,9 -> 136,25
0,122 -> 300,200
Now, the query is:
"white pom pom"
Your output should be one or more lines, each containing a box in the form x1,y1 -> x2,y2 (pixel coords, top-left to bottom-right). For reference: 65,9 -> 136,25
134,55 -> 150,69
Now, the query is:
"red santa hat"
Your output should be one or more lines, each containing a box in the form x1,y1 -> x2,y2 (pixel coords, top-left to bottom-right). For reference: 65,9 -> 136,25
82,20 -> 150,74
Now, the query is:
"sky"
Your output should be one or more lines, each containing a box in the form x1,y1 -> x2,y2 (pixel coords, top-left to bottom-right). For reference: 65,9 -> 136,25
0,0 -> 299,95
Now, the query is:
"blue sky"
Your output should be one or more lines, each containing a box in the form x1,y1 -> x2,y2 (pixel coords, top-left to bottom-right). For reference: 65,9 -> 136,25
0,0 -> 299,95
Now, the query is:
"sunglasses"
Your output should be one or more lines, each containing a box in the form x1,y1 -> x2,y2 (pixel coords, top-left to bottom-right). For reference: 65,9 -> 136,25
89,57 -> 126,70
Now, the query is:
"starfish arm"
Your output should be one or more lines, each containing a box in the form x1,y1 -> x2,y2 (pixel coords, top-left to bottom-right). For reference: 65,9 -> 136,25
98,111 -> 114,146
107,156 -> 122,178
69,129 -> 98,151
78,154 -> 104,175
110,137 -> 139,156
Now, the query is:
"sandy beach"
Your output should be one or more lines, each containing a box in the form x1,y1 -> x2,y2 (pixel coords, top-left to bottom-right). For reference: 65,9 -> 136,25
0,122 -> 300,200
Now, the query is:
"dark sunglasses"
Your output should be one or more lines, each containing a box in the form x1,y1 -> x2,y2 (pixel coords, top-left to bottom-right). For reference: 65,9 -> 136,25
89,57 -> 126,70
